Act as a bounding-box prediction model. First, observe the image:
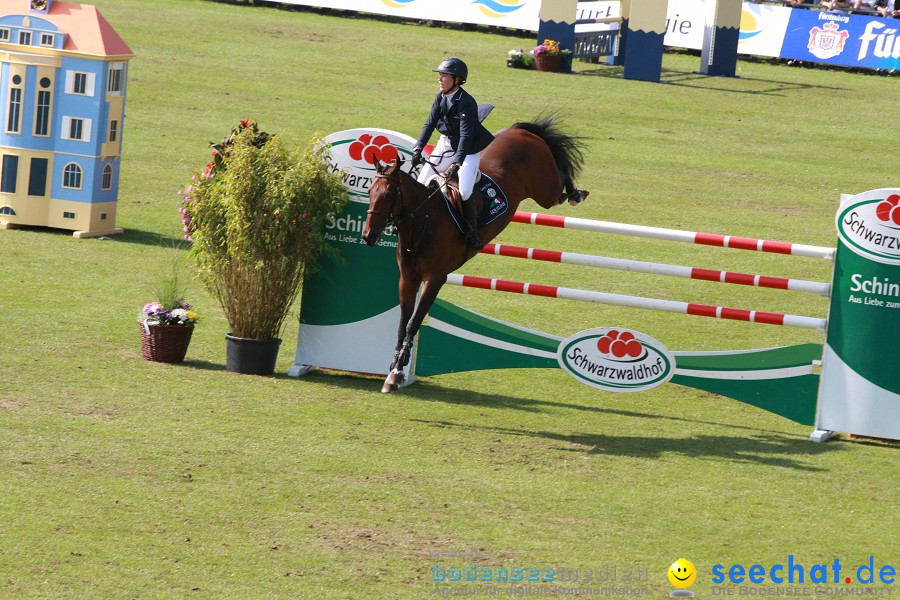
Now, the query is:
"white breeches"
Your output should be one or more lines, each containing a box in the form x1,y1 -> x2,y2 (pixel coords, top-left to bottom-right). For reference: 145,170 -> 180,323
417,135 -> 481,201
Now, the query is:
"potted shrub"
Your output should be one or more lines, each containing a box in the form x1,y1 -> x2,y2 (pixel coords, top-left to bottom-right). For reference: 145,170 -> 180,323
180,119 -> 347,375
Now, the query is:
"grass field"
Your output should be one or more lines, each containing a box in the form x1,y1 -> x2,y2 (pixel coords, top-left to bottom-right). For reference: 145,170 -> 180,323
1,0 -> 898,598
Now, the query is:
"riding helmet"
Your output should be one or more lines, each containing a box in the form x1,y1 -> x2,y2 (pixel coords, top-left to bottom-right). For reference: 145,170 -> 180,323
433,57 -> 468,84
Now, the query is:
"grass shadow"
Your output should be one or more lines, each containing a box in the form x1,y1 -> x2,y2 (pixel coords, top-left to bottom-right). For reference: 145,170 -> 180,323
180,359 -> 226,371
575,64 -> 850,96
302,369 -> 803,437
112,228 -> 185,247
413,418 -> 837,471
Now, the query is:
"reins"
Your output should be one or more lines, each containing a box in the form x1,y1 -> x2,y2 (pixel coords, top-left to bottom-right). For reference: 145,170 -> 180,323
369,167 -> 439,256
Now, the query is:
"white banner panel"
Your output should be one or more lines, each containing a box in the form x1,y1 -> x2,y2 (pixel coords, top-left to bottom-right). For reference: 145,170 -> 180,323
737,3 -> 790,57
262,0 -> 788,56
262,0 -> 542,31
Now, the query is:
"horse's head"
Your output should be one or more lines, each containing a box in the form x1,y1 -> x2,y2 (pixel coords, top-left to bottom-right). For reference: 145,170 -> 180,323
362,158 -> 403,247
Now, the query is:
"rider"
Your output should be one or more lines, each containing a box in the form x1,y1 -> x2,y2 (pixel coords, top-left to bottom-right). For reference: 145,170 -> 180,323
411,57 -> 494,251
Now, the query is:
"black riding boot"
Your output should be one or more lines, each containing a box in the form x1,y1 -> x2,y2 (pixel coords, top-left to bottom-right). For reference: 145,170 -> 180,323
462,198 -> 483,251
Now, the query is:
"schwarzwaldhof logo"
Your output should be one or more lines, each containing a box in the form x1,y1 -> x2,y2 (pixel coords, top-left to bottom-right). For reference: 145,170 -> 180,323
837,191 -> 900,266
557,328 -> 675,393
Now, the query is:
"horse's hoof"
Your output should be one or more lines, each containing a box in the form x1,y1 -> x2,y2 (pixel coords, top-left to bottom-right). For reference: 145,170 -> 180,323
568,190 -> 589,205
381,370 -> 405,393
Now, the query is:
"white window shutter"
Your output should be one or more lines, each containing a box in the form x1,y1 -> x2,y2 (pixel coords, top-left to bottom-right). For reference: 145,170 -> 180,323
61,115 -> 71,139
65,71 -> 73,94
82,119 -> 91,143
86,73 -> 95,96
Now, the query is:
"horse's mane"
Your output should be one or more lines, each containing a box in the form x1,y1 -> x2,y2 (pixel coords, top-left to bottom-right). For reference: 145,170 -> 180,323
509,113 -> 586,183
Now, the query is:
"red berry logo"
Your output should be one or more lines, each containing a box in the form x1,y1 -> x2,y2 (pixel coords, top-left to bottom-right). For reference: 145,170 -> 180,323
349,134 -> 399,165
875,194 -> 900,226
596,330 -> 644,359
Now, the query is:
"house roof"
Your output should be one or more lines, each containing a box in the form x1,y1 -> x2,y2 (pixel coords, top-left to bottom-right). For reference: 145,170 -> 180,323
0,0 -> 133,58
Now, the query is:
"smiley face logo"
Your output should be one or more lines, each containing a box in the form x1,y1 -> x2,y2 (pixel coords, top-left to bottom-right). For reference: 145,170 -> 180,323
668,558 -> 697,588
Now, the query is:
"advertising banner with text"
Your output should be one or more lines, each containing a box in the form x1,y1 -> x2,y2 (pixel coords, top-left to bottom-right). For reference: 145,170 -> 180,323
262,0 -> 897,70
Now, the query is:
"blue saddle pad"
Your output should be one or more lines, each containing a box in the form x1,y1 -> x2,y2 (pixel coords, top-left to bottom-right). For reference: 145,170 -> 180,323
442,172 -> 510,234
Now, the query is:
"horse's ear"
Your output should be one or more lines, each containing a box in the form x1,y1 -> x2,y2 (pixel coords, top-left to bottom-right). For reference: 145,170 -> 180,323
374,160 -> 386,174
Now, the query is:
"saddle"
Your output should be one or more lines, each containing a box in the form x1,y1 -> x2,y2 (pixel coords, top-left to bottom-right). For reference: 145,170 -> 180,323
428,171 -> 510,234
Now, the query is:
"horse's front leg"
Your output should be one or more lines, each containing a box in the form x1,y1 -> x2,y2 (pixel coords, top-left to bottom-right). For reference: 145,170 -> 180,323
382,271 -> 421,393
381,275 -> 447,393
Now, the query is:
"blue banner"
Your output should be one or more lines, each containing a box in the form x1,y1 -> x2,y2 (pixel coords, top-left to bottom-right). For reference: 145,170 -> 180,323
781,10 -> 900,70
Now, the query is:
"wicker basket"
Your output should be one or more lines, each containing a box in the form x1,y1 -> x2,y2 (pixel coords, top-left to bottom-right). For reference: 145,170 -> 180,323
139,322 -> 194,363
534,53 -> 563,72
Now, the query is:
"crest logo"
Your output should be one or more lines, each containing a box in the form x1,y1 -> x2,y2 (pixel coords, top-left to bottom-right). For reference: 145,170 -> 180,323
836,190 -> 900,265
325,129 -> 416,200
808,21 -> 849,59
348,134 -> 399,166
557,328 -> 675,392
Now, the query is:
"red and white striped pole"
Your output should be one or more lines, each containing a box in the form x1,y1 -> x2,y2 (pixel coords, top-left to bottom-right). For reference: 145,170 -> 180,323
445,273 -> 827,331
513,211 -> 835,260
480,243 -> 831,295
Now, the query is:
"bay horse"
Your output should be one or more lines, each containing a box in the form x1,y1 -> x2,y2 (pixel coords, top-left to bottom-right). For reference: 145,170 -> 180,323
362,115 -> 589,393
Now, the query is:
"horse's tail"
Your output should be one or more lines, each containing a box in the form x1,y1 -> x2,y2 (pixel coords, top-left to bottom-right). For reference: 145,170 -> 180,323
509,114 -> 587,203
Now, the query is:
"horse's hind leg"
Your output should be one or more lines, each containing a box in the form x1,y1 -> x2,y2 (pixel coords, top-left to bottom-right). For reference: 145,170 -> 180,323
381,276 -> 446,393
563,174 -> 589,206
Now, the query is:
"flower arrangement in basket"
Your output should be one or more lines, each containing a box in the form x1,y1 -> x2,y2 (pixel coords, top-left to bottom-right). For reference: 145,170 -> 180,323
529,39 -> 571,72
138,248 -> 198,363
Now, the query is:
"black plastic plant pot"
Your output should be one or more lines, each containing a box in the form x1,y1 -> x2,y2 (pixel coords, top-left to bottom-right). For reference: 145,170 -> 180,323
225,334 -> 281,375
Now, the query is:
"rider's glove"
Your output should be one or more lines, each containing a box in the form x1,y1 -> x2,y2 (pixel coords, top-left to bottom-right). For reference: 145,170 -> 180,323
410,147 -> 423,168
444,163 -> 460,180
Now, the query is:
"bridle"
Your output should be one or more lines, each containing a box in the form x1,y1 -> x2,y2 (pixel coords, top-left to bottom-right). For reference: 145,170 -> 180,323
367,164 -> 441,255
366,172 -> 403,225
368,161 -> 445,221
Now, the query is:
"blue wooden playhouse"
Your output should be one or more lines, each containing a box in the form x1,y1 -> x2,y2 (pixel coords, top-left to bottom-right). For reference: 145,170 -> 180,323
0,0 -> 133,237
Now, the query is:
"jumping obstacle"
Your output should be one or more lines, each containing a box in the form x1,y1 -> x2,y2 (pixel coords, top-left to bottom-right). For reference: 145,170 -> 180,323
511,211 -> 835,259
443,211 -> 832,331
480,242 -> 831,295
292,128 -> 900,442
446,273 -> 827,331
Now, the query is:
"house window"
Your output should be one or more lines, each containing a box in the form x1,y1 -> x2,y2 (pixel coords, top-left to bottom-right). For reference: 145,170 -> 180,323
63,211 -> 75,219
28,158 -> 48,196
18,31 -> 31,46
73,73 -> 87,94
1,155 -> 19,193
34,90 -> 51,136
40,33 -> 53,46
0,206 -> 15,216
61,117 -> 91,142
0,29 -> 9,41
101,164 -> 112,190
69,118 -> 83,140
109,119 -> 118,142
62,163 -> 82,189
107,63 -> 124,95
66,71 -> 94,96
6,87 -> 22,133
100,213 -> 107,220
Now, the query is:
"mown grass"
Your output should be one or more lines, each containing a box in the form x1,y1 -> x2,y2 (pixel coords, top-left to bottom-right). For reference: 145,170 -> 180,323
0,0 -> 897,598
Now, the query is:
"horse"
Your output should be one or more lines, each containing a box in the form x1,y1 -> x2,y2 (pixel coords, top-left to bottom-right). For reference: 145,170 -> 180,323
362,115 -> 589,393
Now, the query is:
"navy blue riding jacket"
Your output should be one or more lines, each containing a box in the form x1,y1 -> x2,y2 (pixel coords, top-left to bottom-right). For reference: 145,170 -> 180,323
415,87 -> 494,165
